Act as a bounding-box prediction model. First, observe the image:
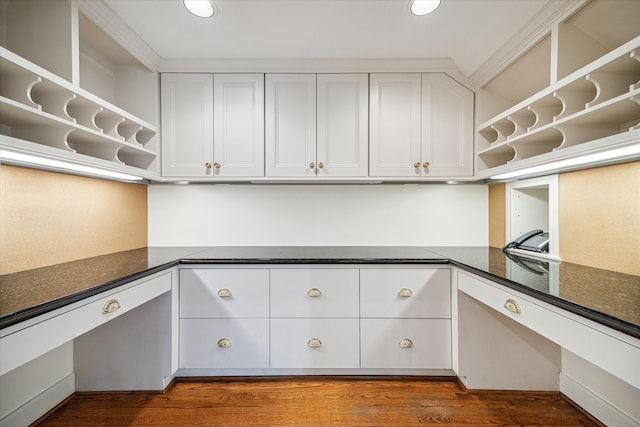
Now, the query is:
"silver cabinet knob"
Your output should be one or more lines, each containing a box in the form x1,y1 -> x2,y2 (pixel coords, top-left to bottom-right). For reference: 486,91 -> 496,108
217,338 -> 232,348
504,298 -> 522,315
399,338 -> 413,348
398,288 -> 413,298
307,338 -> 322,348
217,288 -> 232,297
307,288 -> 322,297
102,299 -> 121,314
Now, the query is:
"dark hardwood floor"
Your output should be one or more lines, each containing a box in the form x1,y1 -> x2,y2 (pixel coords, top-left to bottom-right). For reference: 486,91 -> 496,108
37,377 -> 601,426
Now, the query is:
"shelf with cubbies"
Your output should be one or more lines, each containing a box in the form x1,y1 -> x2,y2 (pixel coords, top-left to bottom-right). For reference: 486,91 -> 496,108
0,47 -> 158,172
477,37 -> 640,172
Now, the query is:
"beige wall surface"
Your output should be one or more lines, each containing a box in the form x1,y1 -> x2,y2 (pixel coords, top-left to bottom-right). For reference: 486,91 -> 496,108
488,162 -> 639,275
559,161 -> 639,276
0,165 -> 148,275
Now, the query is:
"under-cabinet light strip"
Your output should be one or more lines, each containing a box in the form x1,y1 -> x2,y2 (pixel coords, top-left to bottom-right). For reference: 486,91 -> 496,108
490,144 -> 640,180
0,149 -> 144,181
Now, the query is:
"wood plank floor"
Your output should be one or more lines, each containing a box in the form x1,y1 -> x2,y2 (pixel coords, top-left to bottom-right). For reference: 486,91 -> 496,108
37,377 -> 601,426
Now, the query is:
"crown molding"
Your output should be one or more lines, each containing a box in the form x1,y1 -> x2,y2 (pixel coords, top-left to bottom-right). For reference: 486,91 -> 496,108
469,0 -> 588,88
76,0 -> 161,72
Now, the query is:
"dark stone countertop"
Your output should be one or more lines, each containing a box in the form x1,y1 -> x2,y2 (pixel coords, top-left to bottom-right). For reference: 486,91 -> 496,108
1,246 -> 638,339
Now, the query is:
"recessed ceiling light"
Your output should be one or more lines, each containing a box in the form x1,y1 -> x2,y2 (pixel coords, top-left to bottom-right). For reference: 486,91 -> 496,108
410,0 -> 441,16
184,0 -> 216,18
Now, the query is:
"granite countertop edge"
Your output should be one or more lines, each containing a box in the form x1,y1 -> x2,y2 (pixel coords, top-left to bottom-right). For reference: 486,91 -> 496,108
1,248 -> 638,340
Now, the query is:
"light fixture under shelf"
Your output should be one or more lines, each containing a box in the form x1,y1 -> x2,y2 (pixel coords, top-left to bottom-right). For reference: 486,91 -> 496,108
0,149 -> 144,182
490,144 -> 640,180
410,0 -> 441,16
183,0 -> 216,18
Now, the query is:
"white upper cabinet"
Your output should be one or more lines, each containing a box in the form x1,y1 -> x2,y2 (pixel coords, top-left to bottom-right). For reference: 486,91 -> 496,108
161,73 -> 214,177
265,74 -> 317,177
316,74 -> 369,177
161,73 -> 264,178
369,73 -> 422,177
421,74 -> 474,177
214,74 -> 264,177
370,73 -> 473,178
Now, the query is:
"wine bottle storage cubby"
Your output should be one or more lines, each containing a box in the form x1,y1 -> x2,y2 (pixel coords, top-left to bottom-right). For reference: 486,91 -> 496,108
0,47 -> 158,172
477,39 -> 640,172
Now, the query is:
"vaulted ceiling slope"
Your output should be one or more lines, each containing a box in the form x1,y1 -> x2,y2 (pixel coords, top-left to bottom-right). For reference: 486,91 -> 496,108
104,0 -> 550,77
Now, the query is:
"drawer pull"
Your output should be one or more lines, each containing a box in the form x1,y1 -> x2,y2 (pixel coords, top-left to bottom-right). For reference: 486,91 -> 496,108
504,299 -> 522,315
398,288 -> 413,298
217,338 -> 232,348
217,288 -> 232,297
102,299 -> 121,314
307,338 -> 322,348
307,288 -> 322,297
399,338 -> 414,348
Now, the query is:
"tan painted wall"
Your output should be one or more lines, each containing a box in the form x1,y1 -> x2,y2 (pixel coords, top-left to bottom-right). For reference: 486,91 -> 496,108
488,162 -> 639,276
0,165 -> 148,274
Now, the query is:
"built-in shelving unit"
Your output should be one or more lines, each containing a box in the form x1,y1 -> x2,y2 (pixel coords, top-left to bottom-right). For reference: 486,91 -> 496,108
475,0 -> 640,178
0,0 -> 160,179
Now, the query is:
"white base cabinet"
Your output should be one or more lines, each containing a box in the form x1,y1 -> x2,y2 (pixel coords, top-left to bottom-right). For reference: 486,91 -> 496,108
177,265 -> 453,374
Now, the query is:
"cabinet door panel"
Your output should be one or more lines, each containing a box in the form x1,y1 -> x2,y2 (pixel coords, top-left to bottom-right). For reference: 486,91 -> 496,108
360,268 -> 451,318
317,74 -> 368,177
179,269 -> 269,318
270,269 -> 359,318
369,73 -> 421,177
265,74 -> 316,177
180,319 -> 269,369
270,318 -> 359,368
421,74 -> 473,177
161,74 -> 213,177
213,74 -> 264,177
361,319 -> 452,369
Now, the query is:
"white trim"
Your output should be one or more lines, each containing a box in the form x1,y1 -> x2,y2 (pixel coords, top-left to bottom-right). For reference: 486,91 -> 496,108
0,373 -> 75,427
560,372 -> 638,427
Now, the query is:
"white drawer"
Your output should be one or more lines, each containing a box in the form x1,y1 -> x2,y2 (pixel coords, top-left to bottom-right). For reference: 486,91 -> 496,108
457,271 -> 640,389
179,318 -> 269,369
270,318 -> 359,368
361,319 -> 452,369
179,268 -> 269,318
0,272 -> 172,376
270,269 -> 359,318
360,268 -> 451,318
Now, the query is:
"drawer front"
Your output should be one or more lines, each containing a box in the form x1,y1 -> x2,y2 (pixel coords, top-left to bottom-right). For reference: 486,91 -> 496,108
179,318 -> 269,369
270,318 -> 359,368
270,269 -> 359,318
0,272 -> 172,376
361,319 -> 452,369
457,271 -> 640,389
360,268 -> 451,318
180,268 -> 269,318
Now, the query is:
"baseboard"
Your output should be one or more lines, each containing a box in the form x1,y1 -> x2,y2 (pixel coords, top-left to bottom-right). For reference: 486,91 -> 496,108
560,372 -> 637,427
0,373 -> 75,427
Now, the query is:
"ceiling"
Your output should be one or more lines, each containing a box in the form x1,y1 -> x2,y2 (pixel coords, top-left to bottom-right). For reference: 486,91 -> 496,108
104,0 -> 550,77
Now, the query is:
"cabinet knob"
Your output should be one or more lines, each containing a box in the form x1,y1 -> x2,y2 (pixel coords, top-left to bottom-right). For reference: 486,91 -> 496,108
217,288 -> 232,298
413,162 -> 421,168
307,337 -> 322,348
422,161 -> 430,168
217,338 -> 232,348
102,299 -> 121,314
318,162 -> 324,169
504,299 -> 522,315
398,288 -> 413,298
213,162 -> 221,169
309,162 -> 315,169
205,162 -> 212,169
307,287 -> 322,297
399,338 -> 414,348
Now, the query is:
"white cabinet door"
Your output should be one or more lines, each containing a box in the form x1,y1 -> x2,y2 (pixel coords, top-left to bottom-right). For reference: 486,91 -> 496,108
360,268 -> 451,318
179,269 -> 270,318
270,318 -> 360,368
161,73 -> 214,177
369,73 -> 422,177
265,74 -> 317,177
180,319 -> 269,369
361,319 -> 452,369
270,269 -> 359,318
421,74 -> 474,177
213,74 -> 265,177
316,74 -> 369,177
